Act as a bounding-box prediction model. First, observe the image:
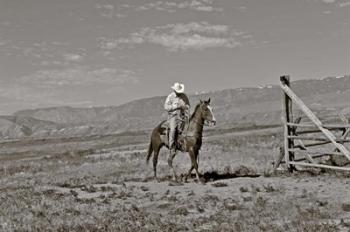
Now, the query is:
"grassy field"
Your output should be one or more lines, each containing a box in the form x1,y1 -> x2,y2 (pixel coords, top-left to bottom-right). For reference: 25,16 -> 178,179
1,127 -> 350,231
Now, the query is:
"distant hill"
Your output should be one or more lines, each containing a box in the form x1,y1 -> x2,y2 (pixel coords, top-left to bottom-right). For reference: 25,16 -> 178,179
2,75 -> 350,139
0,115 -> 59,139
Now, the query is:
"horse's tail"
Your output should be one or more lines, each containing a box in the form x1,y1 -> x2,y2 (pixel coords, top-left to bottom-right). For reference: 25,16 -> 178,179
146,139 -> 153,164
146,120 -> 165,164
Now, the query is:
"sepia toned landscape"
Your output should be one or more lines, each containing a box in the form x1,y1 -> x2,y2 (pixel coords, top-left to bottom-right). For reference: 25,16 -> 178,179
1,77 -> 350,231
2,0 -> 350,231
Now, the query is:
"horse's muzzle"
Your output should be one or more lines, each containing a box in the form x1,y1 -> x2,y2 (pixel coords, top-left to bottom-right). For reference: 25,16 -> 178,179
206,120 -> 216,127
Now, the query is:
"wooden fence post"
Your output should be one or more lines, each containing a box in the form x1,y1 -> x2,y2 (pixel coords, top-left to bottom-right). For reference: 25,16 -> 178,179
280,79 -> 350,161
276,75 -> 350,172
280,76 -> 296,172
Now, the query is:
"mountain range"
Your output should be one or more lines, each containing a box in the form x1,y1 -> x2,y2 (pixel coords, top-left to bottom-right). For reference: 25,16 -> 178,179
1,76 -> 350,139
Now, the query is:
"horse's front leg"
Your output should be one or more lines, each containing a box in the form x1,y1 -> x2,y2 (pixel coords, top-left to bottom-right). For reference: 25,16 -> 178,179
184,165 -> 194,183
189,148 -> 204,183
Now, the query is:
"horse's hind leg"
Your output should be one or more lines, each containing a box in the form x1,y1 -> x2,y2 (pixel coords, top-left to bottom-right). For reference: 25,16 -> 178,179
184,165 -> 194,183
153,145 -> 162,182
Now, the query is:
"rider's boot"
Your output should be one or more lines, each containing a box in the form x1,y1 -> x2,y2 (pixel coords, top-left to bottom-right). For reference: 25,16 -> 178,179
168,148 -> 176,167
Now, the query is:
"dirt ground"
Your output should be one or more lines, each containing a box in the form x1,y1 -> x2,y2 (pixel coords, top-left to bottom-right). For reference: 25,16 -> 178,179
1,127 -> 350,231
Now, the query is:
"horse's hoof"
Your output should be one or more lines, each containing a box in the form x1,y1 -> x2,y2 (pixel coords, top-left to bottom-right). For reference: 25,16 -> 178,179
179,174 -> 184,182
196,177 -> 206,184
198,180 -> 206,185
184,175 -> 190,183
168,180 -> 183,186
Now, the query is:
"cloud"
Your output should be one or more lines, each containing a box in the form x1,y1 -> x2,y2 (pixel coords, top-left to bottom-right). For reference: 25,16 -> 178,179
20,67 -> 138,88
0,40 -> 85,67
134,0 -> 223,12
339,1 -> 350,7
95,4 -> 115,18
165,22 -> 229,35
0,38 -> 9,47
99,22 -> 247,52
152,34 -> 240,51
0,82 -> 91,111
95,3 -> 127,18
0,78 -> 60,108
0,67 -> 138,111
318,0 -> 350,7
98,37 -> 125,50
63,53 -> 84,62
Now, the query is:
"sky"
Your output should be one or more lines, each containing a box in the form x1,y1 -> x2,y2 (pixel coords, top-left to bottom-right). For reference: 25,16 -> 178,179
0,0 -> 350,114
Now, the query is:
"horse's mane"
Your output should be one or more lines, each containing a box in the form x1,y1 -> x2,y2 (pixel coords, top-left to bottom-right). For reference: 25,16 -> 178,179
190,103 -> 201,121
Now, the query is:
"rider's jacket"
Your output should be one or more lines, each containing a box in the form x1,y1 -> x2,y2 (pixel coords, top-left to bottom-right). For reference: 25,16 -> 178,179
164,92 -> 189,118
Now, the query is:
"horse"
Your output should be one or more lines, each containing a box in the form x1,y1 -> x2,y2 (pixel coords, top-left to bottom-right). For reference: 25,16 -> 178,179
146,98 -> 216,183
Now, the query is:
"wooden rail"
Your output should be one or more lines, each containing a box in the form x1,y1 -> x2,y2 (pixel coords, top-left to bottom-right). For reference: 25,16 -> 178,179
300,141 -> 332,148
286,122 -> 350,129
274,76 -> 350,173
288,149 -> 344,156
287,135 -> 350,143
279,153 -> 342,163
289,161 -> 350,171
296,128 -> 342,135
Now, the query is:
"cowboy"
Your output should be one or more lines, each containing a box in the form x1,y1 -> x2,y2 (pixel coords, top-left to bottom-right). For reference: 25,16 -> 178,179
164,82 -> 190,155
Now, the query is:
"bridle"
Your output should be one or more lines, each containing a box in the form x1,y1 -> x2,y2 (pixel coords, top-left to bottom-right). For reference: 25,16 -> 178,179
202,104 -> 216,127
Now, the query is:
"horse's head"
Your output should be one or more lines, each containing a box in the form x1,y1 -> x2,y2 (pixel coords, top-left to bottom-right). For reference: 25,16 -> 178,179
199,98 -> 216,126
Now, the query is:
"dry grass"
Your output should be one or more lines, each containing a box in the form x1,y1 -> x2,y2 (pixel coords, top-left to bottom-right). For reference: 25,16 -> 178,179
0,128 -> 349,231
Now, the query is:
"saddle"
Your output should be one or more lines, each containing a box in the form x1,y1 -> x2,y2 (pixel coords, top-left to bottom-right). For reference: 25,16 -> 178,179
161,121 -> 186,151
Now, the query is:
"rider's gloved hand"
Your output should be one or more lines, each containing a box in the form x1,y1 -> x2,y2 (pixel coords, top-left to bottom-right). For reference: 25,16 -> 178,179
180,105 -> 189,110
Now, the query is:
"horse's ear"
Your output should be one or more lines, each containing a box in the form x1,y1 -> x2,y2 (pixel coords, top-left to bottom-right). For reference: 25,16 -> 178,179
207,98 -> 211,104
200,99 -> 203,104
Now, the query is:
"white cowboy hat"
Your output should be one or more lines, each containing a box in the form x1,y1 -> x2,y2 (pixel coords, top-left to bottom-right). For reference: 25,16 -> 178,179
171,82 -> 185,93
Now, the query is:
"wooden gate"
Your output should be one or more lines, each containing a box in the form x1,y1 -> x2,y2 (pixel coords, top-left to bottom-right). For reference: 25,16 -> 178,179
275,76 -> 350,172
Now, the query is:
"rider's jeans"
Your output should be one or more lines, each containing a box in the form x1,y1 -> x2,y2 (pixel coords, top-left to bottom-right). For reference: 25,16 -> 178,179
168,114 -> 181,150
